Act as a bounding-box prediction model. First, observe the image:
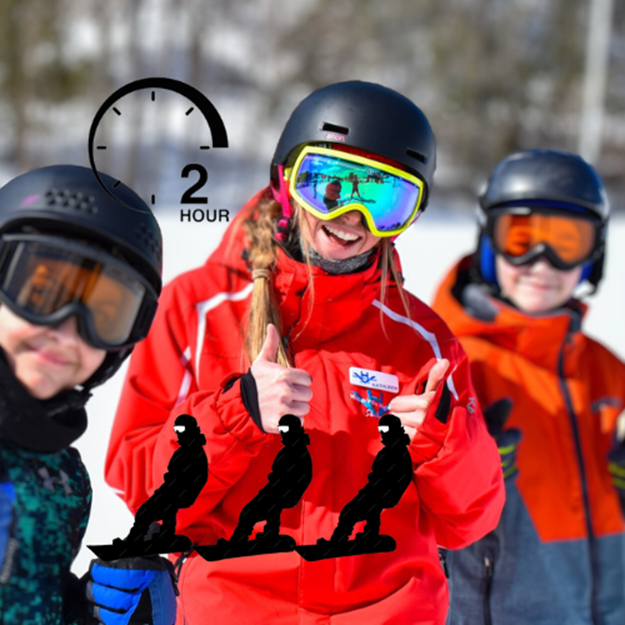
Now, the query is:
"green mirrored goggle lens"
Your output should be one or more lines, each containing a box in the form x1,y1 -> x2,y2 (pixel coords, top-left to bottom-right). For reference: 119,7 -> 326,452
290,149 -> 424,235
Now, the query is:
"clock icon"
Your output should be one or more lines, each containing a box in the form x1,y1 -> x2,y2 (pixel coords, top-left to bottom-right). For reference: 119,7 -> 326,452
88,77 -> 228,210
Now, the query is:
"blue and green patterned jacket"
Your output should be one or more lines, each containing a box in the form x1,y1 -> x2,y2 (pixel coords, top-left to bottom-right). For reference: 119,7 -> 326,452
0,350 -> 92,624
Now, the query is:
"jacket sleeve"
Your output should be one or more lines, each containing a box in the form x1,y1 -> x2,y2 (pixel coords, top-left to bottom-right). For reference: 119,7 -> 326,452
64,452 -> 93,624
105,277 -> 269,541
409,336 -> 505,550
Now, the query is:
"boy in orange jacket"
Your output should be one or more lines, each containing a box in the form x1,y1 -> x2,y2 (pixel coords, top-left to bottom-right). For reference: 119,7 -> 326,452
432,149 -> 625,624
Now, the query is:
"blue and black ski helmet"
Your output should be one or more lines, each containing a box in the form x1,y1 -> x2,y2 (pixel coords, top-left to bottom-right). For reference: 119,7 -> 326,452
475,149 -> 609,292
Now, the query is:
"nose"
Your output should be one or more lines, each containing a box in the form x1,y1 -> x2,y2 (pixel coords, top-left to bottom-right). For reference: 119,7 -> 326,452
49,315 -> 81,342
337,210 -> 363,226
528,257 -> 556,273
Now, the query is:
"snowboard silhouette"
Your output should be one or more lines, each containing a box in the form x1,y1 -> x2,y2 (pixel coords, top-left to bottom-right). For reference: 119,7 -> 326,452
196,415 -> 312,562
89,414 -> 207,561
295,413 -> 411,561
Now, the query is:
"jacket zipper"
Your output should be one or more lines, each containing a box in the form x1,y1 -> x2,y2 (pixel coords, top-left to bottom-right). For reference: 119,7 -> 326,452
558,332 -> 599,625
483,555 -> 493,625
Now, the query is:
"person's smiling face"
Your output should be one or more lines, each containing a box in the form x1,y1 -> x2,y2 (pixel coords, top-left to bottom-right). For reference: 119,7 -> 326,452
495,255 -> 583,313
0,307 -> 106,399
300,208 -> 381,261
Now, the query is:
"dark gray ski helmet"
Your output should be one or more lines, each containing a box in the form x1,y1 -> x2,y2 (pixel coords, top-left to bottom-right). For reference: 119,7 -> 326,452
479,149 -> 608,219
0,165 -> 162,293
271,81 -> 437,207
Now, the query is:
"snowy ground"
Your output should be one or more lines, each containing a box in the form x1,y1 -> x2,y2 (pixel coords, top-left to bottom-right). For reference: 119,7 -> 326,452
72,208 -> 625,574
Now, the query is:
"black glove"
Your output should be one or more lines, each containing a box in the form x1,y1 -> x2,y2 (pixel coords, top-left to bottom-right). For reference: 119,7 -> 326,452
483,398 -> 522,480
608,436 -> 625,514
85,556 -> 177,625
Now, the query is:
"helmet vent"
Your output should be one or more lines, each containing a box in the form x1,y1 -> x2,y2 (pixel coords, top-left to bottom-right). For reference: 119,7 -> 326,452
45,188 -> 97,213
135,223 -> 162,263
320,122 -> 349,135
406,148 -> 426,164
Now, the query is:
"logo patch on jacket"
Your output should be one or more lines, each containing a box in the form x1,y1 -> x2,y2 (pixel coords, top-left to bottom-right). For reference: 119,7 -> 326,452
351,389 -> 390,418
349,367 -> 399,393
37,468 -> 72,495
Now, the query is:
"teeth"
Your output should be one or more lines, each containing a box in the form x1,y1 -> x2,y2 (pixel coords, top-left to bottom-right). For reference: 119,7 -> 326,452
324,225 -> 359,242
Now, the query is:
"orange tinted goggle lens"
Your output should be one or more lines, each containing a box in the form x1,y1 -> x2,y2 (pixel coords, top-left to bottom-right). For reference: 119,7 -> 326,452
493,213 -> 596,264
3,241 -> 145,345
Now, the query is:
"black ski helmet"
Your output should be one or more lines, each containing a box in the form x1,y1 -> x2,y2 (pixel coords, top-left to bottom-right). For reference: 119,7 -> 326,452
174,414 -> 206,446
378,413 -> 403,431
378,413 -> 410,445
0,164 -> 163,390
475,149 -> 609,291
271,81 -> 437,208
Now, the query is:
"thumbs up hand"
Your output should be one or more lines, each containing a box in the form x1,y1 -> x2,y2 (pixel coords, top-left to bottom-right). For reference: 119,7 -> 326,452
250,324 -> 313,433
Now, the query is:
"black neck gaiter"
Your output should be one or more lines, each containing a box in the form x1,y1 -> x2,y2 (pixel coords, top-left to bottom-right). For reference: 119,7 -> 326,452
0,348 -> 89,453
293,233 -> 376,275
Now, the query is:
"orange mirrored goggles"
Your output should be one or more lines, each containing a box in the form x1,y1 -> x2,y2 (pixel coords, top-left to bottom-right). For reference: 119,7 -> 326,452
489,208 -> 600,270
0,234 -> 158,349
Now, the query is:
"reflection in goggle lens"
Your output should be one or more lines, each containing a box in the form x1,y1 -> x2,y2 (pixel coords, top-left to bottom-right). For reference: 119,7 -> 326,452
290,148 -> 424,235
0,240 -> 146,346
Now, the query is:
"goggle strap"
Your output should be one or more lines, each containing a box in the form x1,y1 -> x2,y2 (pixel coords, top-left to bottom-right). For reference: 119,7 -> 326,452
272,164 -> 292,242
276,164 -> 292,219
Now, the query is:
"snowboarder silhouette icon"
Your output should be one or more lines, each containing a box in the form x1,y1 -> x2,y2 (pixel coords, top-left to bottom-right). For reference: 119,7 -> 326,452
296,413 -> 412,561
196,414 -> 312,561
89,414 -> 208,560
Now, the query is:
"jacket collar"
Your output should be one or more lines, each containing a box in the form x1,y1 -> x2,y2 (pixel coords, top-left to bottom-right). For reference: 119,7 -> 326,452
273,245 -> 393,349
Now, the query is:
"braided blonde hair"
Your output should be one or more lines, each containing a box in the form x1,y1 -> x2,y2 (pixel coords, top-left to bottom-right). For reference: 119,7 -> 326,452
243,193 -> 291,367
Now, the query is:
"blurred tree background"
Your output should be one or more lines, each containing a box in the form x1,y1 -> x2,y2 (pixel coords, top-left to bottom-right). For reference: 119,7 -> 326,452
0,0 -> 622,212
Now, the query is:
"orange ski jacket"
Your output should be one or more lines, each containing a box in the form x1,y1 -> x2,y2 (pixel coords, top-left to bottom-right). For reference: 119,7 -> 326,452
432,256 -> 625,623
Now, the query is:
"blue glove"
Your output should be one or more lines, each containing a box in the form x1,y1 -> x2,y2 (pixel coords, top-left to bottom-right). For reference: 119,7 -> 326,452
86,556 -> 177,625
483,398 -> 522,480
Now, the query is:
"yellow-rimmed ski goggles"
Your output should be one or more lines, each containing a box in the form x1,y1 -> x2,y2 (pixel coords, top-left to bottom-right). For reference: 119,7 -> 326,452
285,146 -> 426,237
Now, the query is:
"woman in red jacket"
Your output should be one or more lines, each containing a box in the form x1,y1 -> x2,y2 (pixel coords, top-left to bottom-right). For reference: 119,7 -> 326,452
105,81 -> 504,624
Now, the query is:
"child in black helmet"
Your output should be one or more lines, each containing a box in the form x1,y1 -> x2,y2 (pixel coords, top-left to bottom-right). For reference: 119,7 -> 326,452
0,165 -> 175,624
432,149 -> 625,624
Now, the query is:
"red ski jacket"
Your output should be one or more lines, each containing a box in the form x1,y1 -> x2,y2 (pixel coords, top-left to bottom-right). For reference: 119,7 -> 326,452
106,191 -> 504,624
